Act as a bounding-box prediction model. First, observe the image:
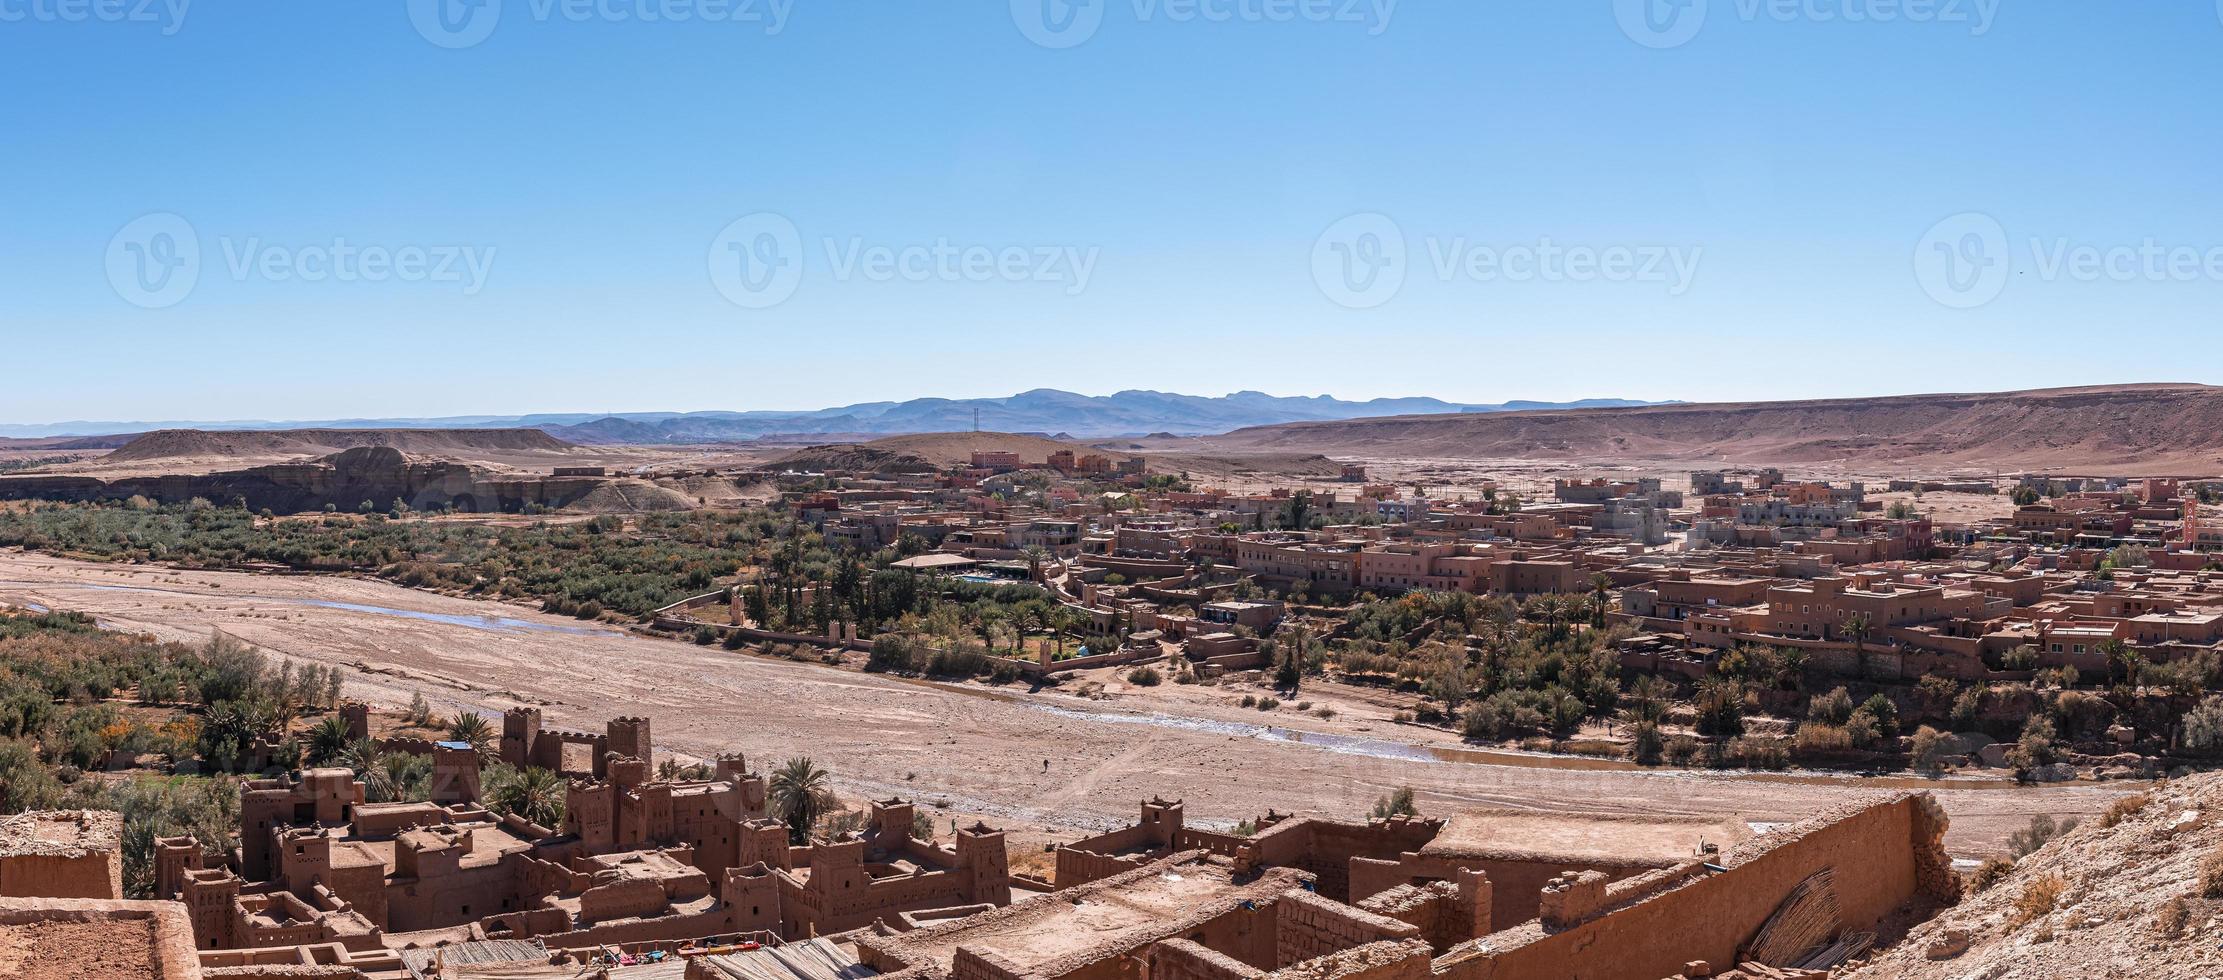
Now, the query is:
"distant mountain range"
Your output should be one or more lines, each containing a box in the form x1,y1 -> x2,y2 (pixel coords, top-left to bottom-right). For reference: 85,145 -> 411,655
0,391 -> 1670,443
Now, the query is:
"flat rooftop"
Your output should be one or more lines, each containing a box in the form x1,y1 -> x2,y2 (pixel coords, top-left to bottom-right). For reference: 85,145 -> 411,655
0,918 -> 160,979
0,810 -> 121,858
1419,810 -> 1752,867
866,855 -> 1293,974
0,899 -> 200,980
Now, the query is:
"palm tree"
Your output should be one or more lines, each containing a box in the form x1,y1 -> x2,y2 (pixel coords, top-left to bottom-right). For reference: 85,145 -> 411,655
2102,639 -> 2140,689
1779,647 -> 1810,693
306,715 -> 353,766
1529,595 -> 1568,642
769,757 -> 835,845
1275,627 -> 1308,693
1589,573 -> 1614,628
1844,613 -> 1873,679
487,766 -> 566,828
335,740 -> 398,802
1624,674 -> 1673,725
447,713 -> 496,756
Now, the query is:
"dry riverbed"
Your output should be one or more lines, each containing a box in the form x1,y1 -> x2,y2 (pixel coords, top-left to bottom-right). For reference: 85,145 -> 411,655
0,549 -> 2140,858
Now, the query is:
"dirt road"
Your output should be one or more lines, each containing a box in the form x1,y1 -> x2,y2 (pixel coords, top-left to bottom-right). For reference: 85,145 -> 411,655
0,550 -> 2138,857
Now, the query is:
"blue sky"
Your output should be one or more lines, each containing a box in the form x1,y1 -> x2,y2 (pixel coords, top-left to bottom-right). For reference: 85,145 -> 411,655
3,0 -> 2220,424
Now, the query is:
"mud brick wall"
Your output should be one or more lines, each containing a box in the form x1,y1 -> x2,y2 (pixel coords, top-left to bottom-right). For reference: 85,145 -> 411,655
1260,939 -> 1433,980
578,876 -> 671,924
1274,890 -> 1422,968
1056,845 -> 1149,888
1148,938 -> 1254,980
1441,794 -> 1949,980
954,946 -> 1036,980
0,851 -> 121,900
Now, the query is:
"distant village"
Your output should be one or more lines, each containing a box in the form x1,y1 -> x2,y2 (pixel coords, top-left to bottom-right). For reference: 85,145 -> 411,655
760,447 -> 2223,713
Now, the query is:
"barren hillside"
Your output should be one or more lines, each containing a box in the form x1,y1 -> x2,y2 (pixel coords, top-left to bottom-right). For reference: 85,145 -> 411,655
106,428 -> 579,462
1200,384 -> 2223,474
775,432 -> 1134,473
1851,771 -> 2222,979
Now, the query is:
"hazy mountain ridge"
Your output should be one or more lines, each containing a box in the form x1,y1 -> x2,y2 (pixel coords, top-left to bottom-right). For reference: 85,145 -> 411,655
0,391 -> 1666,442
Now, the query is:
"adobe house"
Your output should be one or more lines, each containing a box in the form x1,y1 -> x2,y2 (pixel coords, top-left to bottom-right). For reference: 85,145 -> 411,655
0,810 -> 123,901
0,897 -> 202,980
758,799 -> 1014,938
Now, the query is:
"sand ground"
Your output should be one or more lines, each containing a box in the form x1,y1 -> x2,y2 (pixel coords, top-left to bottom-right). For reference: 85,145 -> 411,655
0,550 -> 2139,858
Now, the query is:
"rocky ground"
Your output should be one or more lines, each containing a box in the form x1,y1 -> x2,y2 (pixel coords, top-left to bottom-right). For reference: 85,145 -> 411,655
1852,771 -> 2223,979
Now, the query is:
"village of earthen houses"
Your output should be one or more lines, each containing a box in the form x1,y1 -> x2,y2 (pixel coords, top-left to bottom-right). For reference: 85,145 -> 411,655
11,4 -> 2223,977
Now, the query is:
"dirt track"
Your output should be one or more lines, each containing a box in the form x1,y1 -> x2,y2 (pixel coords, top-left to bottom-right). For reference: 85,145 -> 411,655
0,550 -> 2140,857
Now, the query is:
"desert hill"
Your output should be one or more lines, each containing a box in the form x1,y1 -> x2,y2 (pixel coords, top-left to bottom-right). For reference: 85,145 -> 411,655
1849,771 -> 2221,978
1198,384 -> 2223,474
107,428 -> 579,463
774,432 -> 1137,474
1,391 -> 1669,442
